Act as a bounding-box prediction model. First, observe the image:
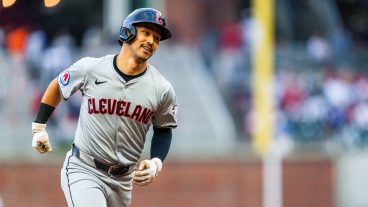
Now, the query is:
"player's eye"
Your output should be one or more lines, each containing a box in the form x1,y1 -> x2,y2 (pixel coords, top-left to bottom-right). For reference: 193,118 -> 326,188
152,34 -> 159,42
140,29 -> 150,36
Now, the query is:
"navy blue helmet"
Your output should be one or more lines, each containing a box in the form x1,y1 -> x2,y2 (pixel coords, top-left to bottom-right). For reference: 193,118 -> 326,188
118,8 -> 172,44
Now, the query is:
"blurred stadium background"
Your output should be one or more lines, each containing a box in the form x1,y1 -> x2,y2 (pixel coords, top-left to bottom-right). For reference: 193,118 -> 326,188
1,0 -> 368,206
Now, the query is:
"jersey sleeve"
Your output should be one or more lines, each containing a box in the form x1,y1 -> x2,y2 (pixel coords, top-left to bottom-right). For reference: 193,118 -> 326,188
153,85 -> 178,128
57,58 -> 87,100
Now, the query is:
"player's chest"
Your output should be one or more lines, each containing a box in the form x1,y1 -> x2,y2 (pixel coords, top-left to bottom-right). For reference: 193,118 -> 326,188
83,78 -> 159,111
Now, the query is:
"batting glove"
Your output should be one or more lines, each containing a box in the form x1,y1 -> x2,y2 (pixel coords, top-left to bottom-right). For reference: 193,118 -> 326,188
32,122 -> 53,154
133,158 -> 162,186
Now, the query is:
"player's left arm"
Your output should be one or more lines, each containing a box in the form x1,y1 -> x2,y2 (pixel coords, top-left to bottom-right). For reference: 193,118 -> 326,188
134,85 -> 177,186
133,127 -> 172,186
151,127 -> 172,161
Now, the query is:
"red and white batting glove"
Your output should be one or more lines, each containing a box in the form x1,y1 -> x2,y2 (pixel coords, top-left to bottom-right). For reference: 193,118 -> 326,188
133,158 -> 162,186
32,122 -> 53,154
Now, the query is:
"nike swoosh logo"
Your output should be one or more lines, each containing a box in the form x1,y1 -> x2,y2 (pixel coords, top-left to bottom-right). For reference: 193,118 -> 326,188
95,79 -> 107,85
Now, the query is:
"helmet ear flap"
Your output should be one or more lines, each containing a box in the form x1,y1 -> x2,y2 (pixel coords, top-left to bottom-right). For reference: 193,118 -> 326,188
123,28 -> 132,37
118,25 -> 136,44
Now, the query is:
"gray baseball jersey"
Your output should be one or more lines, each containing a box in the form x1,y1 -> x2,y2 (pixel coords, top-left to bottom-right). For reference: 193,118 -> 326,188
57,54 -> 178,165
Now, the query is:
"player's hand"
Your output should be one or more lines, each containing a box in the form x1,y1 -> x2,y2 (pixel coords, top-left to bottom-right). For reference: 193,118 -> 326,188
32,122 -> 53,154
133,158 -> 162,186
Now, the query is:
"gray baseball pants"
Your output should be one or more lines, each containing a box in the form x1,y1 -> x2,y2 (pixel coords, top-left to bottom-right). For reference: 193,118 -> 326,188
60,150 -> 134,207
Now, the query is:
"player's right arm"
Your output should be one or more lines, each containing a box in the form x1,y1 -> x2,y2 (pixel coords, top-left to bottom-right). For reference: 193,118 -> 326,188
32,57 -> 89,154
31,79 -> 61,154
41,78 -> 62,107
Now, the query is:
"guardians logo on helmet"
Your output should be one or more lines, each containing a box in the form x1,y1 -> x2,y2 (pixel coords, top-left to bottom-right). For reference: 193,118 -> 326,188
155,11 -> 164,25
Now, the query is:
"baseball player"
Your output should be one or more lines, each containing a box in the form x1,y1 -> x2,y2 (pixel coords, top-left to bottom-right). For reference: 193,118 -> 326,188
31,8 -> 178,207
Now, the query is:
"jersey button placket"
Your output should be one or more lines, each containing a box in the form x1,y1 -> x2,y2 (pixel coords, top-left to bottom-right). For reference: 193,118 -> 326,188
122,84 -> 127,99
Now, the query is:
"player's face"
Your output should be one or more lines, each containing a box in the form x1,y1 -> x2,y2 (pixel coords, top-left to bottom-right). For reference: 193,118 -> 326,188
130,24 -> 161,61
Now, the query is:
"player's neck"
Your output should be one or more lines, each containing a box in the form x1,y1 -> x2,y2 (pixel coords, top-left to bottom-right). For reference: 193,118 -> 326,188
116,51 -> 147,76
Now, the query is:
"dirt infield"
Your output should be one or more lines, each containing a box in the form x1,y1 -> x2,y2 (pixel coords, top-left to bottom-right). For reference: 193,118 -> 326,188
0,160 -> 333,207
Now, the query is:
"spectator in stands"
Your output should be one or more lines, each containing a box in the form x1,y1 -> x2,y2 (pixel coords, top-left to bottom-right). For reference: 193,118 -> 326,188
6,27 -> 28,57
328,24 -> 352,67
0,27 -> 5,53
213,21 -> 243,91
40,28 -> 75,88
25,29 -> 47,83
307,31 -> 331,66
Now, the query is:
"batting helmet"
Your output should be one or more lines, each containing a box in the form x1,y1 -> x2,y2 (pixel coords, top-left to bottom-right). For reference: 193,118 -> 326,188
118,8 -> 172,44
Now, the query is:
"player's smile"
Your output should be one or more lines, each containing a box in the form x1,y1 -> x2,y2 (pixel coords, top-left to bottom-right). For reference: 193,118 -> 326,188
141,45 -> 153,54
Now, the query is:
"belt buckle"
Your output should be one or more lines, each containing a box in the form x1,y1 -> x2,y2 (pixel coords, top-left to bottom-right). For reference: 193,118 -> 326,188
107,165 -> 116,177
107,164 -> 129,177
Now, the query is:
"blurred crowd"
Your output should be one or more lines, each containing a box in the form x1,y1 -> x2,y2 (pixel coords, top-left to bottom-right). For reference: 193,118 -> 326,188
199,13 -> 368,149
1,11 -> 368,150
0,25 -> 115,146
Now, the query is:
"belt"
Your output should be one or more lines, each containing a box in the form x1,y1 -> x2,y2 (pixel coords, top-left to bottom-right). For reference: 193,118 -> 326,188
72,143 -> 131,177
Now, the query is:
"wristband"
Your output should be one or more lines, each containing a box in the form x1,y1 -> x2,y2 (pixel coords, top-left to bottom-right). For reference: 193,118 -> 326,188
34,103 -> 55,124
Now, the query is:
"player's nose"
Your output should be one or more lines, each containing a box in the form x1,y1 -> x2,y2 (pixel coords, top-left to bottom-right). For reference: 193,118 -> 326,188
145,34 -> 154,45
